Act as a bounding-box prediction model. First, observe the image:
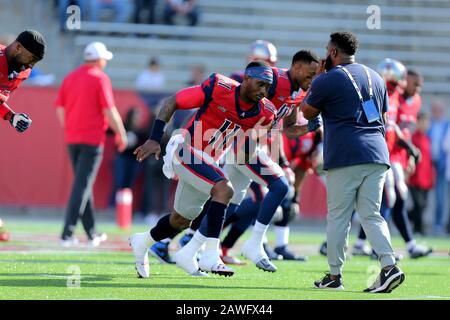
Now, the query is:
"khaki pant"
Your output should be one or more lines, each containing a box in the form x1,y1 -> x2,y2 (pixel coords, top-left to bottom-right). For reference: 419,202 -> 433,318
326,163 -> 396,275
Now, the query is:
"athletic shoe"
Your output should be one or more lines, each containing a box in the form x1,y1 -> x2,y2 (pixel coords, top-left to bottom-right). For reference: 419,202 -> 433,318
364,265 -> 405,293
89,233 -> 107,247
242,240 -> 277,272
274,245 -> 308,261
314,273 -> 344,290
179,233 -> 194,247
319,241 -> 327,256
174,246 -> 205,276
150,241 -> 175,264
408,244 -> 433,259
352,243 -> 372,256
60,236 -> 79,247
198,249 -> 234,277
129,233 -> 150,278
263,243 -> 282,261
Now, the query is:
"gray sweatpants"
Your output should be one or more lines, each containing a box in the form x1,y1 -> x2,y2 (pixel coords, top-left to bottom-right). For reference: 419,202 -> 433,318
326,163 -> 396,275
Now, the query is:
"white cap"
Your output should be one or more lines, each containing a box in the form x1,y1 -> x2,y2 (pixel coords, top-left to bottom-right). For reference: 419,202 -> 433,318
84,42 -> 113,61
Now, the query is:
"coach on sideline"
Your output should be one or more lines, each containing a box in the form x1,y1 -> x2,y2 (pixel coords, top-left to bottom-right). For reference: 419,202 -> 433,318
301,31 -> 404,293
55,42 -> 128,247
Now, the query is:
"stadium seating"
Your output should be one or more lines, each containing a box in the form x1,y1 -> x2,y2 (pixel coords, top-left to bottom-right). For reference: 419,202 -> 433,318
1,0 -> 450,102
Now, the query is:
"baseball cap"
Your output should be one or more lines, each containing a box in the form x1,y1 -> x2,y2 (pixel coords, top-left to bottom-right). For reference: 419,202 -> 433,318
84,42 -> 113,61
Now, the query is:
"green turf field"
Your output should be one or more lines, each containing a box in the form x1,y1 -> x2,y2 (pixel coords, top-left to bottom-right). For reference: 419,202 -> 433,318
0,220 -> 449,300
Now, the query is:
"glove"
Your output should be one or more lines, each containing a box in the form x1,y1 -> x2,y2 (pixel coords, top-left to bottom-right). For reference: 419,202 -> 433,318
307,116 -> 322,132
10,113 -> 32,133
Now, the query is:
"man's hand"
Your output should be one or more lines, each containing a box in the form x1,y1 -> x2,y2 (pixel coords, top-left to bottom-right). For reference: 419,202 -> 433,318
134,139 -> 161,162
10,113 -> 32,133
307,116 -> 322,132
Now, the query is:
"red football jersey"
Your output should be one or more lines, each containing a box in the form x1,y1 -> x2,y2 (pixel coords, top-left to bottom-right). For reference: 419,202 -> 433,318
269,67 -> 306,125
385,88 -> 401,154
283,131 -> 317,170
175,73 -> 276,161
0,44 -> 31,119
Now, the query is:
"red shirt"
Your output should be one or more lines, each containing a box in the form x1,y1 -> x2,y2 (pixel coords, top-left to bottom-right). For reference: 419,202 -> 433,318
55,64 -> 115,146
283,131 -> 316,170
175,73 -> 276,161
408,131 -> 434,190
0,44 -> 32,119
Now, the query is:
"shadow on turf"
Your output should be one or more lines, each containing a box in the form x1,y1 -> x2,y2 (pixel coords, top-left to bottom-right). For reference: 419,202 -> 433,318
0,277 -> 366,294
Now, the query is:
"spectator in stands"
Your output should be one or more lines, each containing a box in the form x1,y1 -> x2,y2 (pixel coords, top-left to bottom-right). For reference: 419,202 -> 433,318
186,64 -> 205,86
135,57 -> 166,92
133,0 -> 157,24
109,107 -> 147,208
163,0 -> 199,27
408,112 -> 434,235
55,42 -> 128,247
443,119 -> 450,235
428,100 -> 449,235
89,0 -> 133,23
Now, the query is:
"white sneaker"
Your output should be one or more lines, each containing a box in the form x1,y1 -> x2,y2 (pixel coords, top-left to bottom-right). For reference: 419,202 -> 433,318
174,246 -> 202,276
198,250 -> 234,277
89,233 -> 108,247
60,237 -> 79,247
241,239 -> 277,272
129,233 -> 150,278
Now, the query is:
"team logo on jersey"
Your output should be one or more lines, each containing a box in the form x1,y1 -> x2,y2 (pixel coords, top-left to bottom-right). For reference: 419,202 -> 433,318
217,105 -> 226,113
263,101 -> 276,114
217,77 -> 232,90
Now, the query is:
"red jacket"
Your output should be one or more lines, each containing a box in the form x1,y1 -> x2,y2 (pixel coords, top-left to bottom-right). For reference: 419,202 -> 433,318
408,131 -> 435,190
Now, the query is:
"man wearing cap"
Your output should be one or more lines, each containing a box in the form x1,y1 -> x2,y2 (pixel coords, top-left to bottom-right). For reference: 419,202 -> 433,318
55,42 -> 128,247
0,30 -> 46,242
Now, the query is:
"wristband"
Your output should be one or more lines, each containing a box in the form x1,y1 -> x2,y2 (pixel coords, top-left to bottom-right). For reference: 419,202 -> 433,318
150,119 -> 167,144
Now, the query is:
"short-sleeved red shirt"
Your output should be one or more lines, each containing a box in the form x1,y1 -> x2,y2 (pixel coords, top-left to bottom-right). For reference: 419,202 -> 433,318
0,44 -> 32,119
55,64 -> 114,146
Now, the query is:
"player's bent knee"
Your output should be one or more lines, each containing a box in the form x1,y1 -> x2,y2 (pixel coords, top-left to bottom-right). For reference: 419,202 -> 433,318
268,176 -> 290,199
169,211 -> 191,230
211,179 -> 234,202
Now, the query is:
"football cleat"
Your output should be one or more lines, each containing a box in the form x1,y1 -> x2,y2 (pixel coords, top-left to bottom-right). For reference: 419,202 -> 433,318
150,241 -> 175,264
89,233 -> 107,247
174,246 -> 202,276
179,233 -> 194,247
408,244 -> 433,259
199,250 -> 234,277
60,236 -> 79,247
351,243 -> 372,256
242,240 -> 277,272
263,243 -> 282,260
319,241 -> 327,256
129,234 -> 150,278
274,245 -> 308,261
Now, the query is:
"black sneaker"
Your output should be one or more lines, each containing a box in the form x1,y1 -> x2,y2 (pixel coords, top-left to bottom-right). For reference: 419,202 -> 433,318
314,273 -> 344,290
150,241 -> 175,264
274,245 -> 308,261
364,265 -> 405,293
